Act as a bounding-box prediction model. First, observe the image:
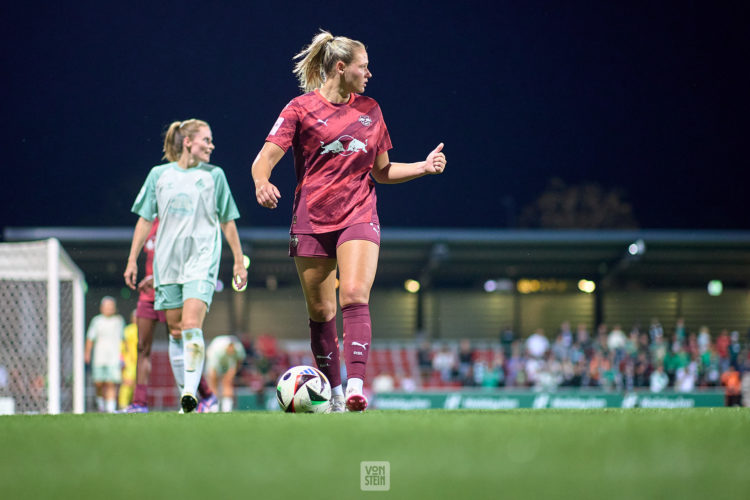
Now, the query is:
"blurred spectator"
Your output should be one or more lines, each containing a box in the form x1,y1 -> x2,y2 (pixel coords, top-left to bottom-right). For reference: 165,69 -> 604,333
505,341 -> 526,387
675,361 -> 697,393
720,365 -> 742,406
499,325 -> 516,357
715,329 -> 731,372
697,326 -> 711,354
648,317 -> 664,342
649,363 -> 669,393
432,345 -> 457,382
558,321 -> 573,348
525,329 -> 549,359
416,341 -> 434,383
728,331 -> 742,369
457,339 -> 475,385
674,317 -> 687,343
607,324 -> 627,354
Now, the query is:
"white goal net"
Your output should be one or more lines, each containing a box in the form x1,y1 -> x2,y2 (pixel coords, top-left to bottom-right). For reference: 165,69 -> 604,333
0,239 -> 85,414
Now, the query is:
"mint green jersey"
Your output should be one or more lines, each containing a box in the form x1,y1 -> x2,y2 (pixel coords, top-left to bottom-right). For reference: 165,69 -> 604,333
131,162 -> 239,286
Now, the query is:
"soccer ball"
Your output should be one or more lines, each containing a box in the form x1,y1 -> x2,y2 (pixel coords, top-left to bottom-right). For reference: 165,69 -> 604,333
276,365 -> 331,413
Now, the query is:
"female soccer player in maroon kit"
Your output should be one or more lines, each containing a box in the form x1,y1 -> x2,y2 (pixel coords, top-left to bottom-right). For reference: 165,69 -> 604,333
252,30 -> 446,412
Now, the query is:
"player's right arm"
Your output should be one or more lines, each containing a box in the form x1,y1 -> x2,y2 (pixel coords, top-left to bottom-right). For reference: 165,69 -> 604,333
251,142 -> 285,209
124,217 -> 154,289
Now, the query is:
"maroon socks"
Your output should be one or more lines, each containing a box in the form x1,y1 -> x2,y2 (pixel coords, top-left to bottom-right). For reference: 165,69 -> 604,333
309,317 -> 342,387
342,303 -> 371,381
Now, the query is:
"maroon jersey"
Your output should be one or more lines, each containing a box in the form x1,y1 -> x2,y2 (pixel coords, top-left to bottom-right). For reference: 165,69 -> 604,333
265,90 -> 393,234
138,218 -> 159,302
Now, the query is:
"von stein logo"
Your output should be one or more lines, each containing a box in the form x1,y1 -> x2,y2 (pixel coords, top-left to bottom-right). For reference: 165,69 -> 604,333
360,461 -> 390,491
320,135 -> 368,156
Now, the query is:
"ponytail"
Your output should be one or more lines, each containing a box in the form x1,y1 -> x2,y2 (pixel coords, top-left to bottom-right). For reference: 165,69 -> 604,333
162,119 -> 209,162
293,30 -> 365,92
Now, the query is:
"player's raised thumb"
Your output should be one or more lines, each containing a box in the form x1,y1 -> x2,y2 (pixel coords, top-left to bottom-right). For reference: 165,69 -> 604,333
432,143 -> 444,154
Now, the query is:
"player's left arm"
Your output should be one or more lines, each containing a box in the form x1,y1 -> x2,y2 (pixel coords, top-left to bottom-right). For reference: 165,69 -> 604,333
371,143 -> 446,184
220,220 -> 247,289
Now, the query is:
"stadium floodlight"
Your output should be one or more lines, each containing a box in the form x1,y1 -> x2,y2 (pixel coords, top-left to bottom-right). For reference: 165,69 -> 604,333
404,279 -> 421,293
707,280 -> 723,296
578,279 -> 596,293
628,239 -> 646,256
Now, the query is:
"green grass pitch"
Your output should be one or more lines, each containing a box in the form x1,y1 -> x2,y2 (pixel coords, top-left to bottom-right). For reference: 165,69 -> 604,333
1,408 -> 748,499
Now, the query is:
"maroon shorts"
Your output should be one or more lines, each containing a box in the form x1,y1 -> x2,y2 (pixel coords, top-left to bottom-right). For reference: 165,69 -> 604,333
289,222 -> 381,258
136,299 -> 166,323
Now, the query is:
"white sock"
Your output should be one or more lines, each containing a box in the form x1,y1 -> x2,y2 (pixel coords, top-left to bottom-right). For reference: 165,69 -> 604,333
346,378 -> 363,396
96,396 -> 105,412
168,335 -> 185,392
105,398 -> 116,413
182,328 -> 205,397
221,397 -> 233,412
332,384 -> 344,398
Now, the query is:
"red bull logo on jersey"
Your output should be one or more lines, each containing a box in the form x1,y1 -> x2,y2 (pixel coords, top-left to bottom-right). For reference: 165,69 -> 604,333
320,135 -> 368,156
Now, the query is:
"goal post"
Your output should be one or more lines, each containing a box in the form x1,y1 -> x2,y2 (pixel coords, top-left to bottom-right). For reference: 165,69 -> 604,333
0,238 -> 86,414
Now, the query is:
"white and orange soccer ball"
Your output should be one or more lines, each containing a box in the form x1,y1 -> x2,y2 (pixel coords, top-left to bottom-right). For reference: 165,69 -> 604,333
276,365 -> 331,413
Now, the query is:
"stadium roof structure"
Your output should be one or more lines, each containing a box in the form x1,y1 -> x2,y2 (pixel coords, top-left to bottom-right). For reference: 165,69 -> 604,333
3,227 -> 750,290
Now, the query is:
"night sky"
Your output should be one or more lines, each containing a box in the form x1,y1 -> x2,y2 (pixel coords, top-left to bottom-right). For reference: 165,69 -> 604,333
2,1 -> 748,231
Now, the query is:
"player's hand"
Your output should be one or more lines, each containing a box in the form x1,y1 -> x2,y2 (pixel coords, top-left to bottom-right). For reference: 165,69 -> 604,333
124,262 -> 138,290
233,262 -> 248,292
256,182 -> 281,210
137,275 -> 154,294
424,143 -> 446,175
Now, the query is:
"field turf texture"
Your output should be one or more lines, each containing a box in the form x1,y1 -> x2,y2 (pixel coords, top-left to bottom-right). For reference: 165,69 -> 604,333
2,408 -> 748,499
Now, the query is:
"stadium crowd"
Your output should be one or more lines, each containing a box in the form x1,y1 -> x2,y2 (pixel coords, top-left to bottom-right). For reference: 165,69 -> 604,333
233,318 -> 750,407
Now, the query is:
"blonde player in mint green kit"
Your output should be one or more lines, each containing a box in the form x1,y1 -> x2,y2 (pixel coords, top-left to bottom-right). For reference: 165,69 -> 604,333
124,118 -> 248,413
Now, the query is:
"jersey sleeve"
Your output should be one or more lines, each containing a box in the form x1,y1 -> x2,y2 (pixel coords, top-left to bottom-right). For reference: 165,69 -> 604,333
131,167 -> 159,220
265,100 -> 300,152
212,167 -> 240,223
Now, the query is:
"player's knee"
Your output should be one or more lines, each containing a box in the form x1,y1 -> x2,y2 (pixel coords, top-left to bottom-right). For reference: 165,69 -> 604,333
137,341 -> 151,357
307,300 -> 336,322
338,282 -> 370,306
169,329 -> 182,340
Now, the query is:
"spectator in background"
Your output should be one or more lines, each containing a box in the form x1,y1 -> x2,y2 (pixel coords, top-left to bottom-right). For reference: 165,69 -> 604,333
205,335 -> 246,412
575,323 -> 592,355
118,310 -> 139,409
720,364 -> 742,406
85,296 -> 125,413
432,345 -> 457,382
728,331 -> 742,369
499,325 -> 516,357
675,361 -> 697,393
416,341 -> 433,384
457,339 -> 475,385
674,317 -> 687,343
558,321 -> 573,348
650,362 -> 669,393
526,329 -> 549,359
607,324 -> 627,363
715,329 -> 731,372
697,326 -> 711,354
649,317 -> 664,342
505,340 -> 526,387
